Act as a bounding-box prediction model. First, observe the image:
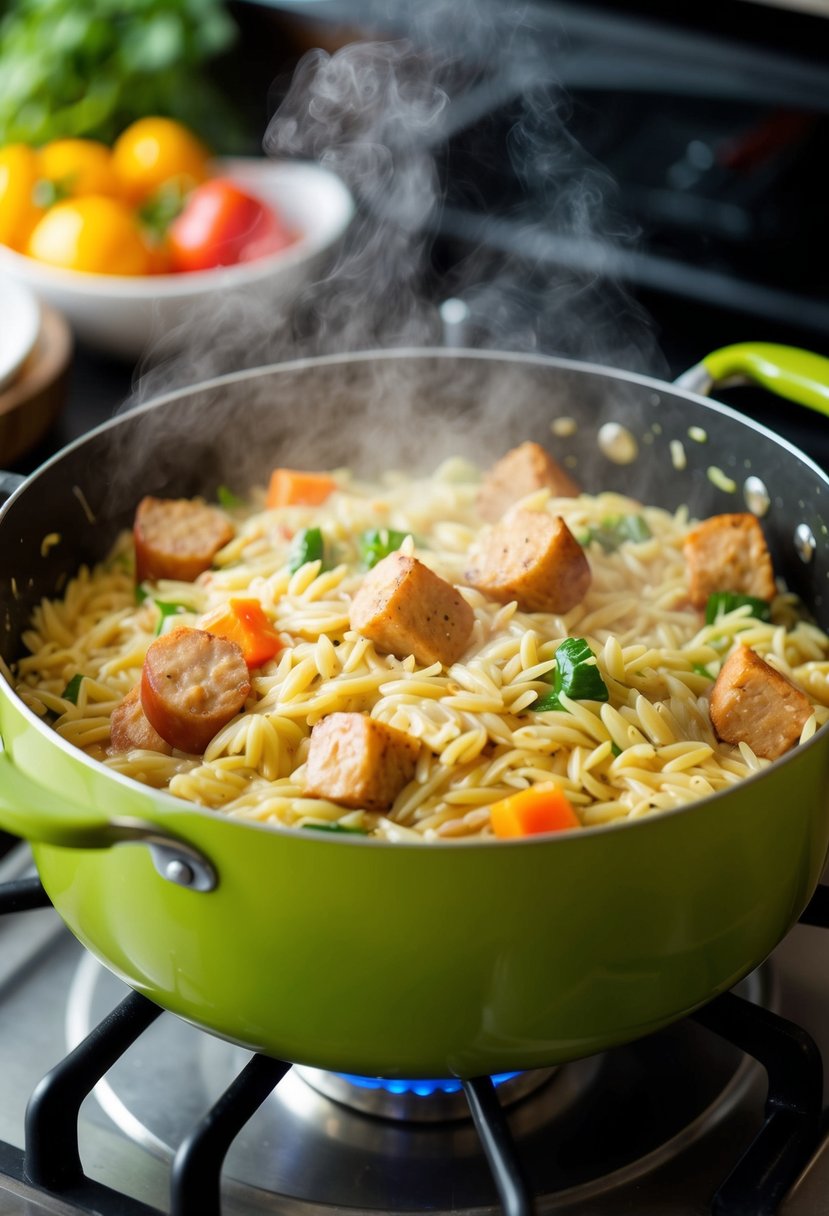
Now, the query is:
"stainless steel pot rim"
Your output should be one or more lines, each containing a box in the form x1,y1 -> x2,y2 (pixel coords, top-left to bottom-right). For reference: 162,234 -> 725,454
4,345 -> 829,510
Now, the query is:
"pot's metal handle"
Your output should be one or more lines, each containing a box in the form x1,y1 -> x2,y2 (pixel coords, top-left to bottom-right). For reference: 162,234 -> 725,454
0,748 -> 217,892
675,342 -> 829,417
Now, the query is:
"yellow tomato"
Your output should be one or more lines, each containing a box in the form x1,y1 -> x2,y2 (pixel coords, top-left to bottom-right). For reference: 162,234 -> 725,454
26,196 -> 153,275
38,139 -> 120,199
112,117 -> 211,203
0,144 -> 42,250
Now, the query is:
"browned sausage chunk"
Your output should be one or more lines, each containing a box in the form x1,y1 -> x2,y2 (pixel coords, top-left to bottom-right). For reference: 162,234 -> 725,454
477,441 -> 580,522
350,553 -> 474,667
134,496 -> 234,583
466,509 -> 591,614
304,712 -> 419,811
140,627 -> 251,754
109,685 -> 172,755
683,513 -> 775,610
709,646 -> 812,760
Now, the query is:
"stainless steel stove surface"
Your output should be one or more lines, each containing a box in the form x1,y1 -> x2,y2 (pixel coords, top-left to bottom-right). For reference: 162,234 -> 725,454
3,845 -> 829,1215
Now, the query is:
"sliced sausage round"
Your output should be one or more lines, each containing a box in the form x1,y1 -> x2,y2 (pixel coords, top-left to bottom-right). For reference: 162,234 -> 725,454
109,685 -> 173,755
140,627 -> 251,754
134,496 -> 234,584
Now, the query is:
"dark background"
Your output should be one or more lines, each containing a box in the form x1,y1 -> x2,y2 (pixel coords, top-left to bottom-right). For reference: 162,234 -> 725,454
9,0 -> 829,475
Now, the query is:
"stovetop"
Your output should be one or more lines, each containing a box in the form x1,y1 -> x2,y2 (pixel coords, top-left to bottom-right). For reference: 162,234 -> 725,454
2,8 -> 829,1209
3,839 -> 829,1216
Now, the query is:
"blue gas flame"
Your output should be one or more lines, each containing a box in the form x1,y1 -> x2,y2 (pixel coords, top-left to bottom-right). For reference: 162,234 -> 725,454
334,1071 -> 521,1097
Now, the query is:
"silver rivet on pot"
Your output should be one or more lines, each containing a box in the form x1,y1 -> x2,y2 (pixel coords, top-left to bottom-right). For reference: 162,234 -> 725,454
794,523 -> 816,564
744,476 -> 770,517
165,858 -> 195,887
146,839 -> 218,892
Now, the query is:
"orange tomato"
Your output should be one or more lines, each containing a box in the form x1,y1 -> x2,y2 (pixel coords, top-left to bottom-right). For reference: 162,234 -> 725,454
0,144 -> 42,250
26,196 -> 153,275
112,117 -> 211,203
38,139 -> 120,200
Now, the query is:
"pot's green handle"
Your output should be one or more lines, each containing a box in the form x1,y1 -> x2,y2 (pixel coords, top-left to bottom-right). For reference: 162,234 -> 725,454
0,748 -> 217,891
681,342 -> 829,416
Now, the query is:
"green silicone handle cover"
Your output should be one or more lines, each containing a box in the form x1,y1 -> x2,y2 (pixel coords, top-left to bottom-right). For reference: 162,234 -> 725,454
702,343 -> 829,418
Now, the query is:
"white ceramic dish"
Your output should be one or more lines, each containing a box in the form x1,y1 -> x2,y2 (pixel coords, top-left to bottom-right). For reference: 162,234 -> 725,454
0,274 -> 41,390
0,158 -> 355,361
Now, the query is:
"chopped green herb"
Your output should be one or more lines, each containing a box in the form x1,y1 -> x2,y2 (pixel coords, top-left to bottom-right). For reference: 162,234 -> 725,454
358,528 -> 411,569
136,584 -> 195,629
692,662 -> 715,680
61,674 -> 84,704
704,592 -> 771,625
301,822 -> 368,835
580,514 -> 651,553
154,601 -> 191,635
289,527 -> 326,573
216,484 -> 244,509
533,637 -> 610,712
610,742 -> 623,757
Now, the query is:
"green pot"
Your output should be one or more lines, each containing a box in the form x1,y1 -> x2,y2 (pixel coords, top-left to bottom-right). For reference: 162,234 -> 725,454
1,347 -> 828,1078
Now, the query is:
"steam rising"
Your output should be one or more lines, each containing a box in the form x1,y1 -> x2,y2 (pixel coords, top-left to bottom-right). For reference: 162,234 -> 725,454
119,5 -> 667,486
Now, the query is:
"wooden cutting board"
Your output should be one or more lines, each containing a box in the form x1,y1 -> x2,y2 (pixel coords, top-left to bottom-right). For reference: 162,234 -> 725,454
0,304 -> 72,468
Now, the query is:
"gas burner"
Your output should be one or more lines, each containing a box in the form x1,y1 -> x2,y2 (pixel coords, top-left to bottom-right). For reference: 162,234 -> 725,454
59,948 -> 770,1214
293,1065 -> 556,1122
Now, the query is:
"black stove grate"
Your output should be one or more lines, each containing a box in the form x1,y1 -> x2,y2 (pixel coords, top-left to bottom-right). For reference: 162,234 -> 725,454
692,991 -> 822,1216
1,876 -> 827,1216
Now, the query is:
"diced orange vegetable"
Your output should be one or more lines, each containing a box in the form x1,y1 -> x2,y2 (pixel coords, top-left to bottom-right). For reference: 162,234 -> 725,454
489,786 -> 580,838
199,598 -> 283,669
267,468 -> 336,509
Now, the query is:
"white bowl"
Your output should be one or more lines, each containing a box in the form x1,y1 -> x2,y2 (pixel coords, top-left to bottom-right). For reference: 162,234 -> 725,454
0,158 -> 355,361
0,274 -> 41,389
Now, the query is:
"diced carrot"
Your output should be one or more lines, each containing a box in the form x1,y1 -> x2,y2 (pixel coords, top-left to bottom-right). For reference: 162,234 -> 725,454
199,598 -> 283,669
267,468 -> 336,509
489,786 -> 580,838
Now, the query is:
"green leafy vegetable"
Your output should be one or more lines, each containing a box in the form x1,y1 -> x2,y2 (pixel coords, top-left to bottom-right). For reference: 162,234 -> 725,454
580,514 -> 651,552
704,593 -> 771,625
692,662 -> 715,680
0,0 -> 246,149
154,600 -> 191,635
61,673 -> 84,703
533,637 -> 610,712
289,527 -> 325,573
137,586 -> 195,629
358,528 -> 410,569
216,484 -> 244,509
